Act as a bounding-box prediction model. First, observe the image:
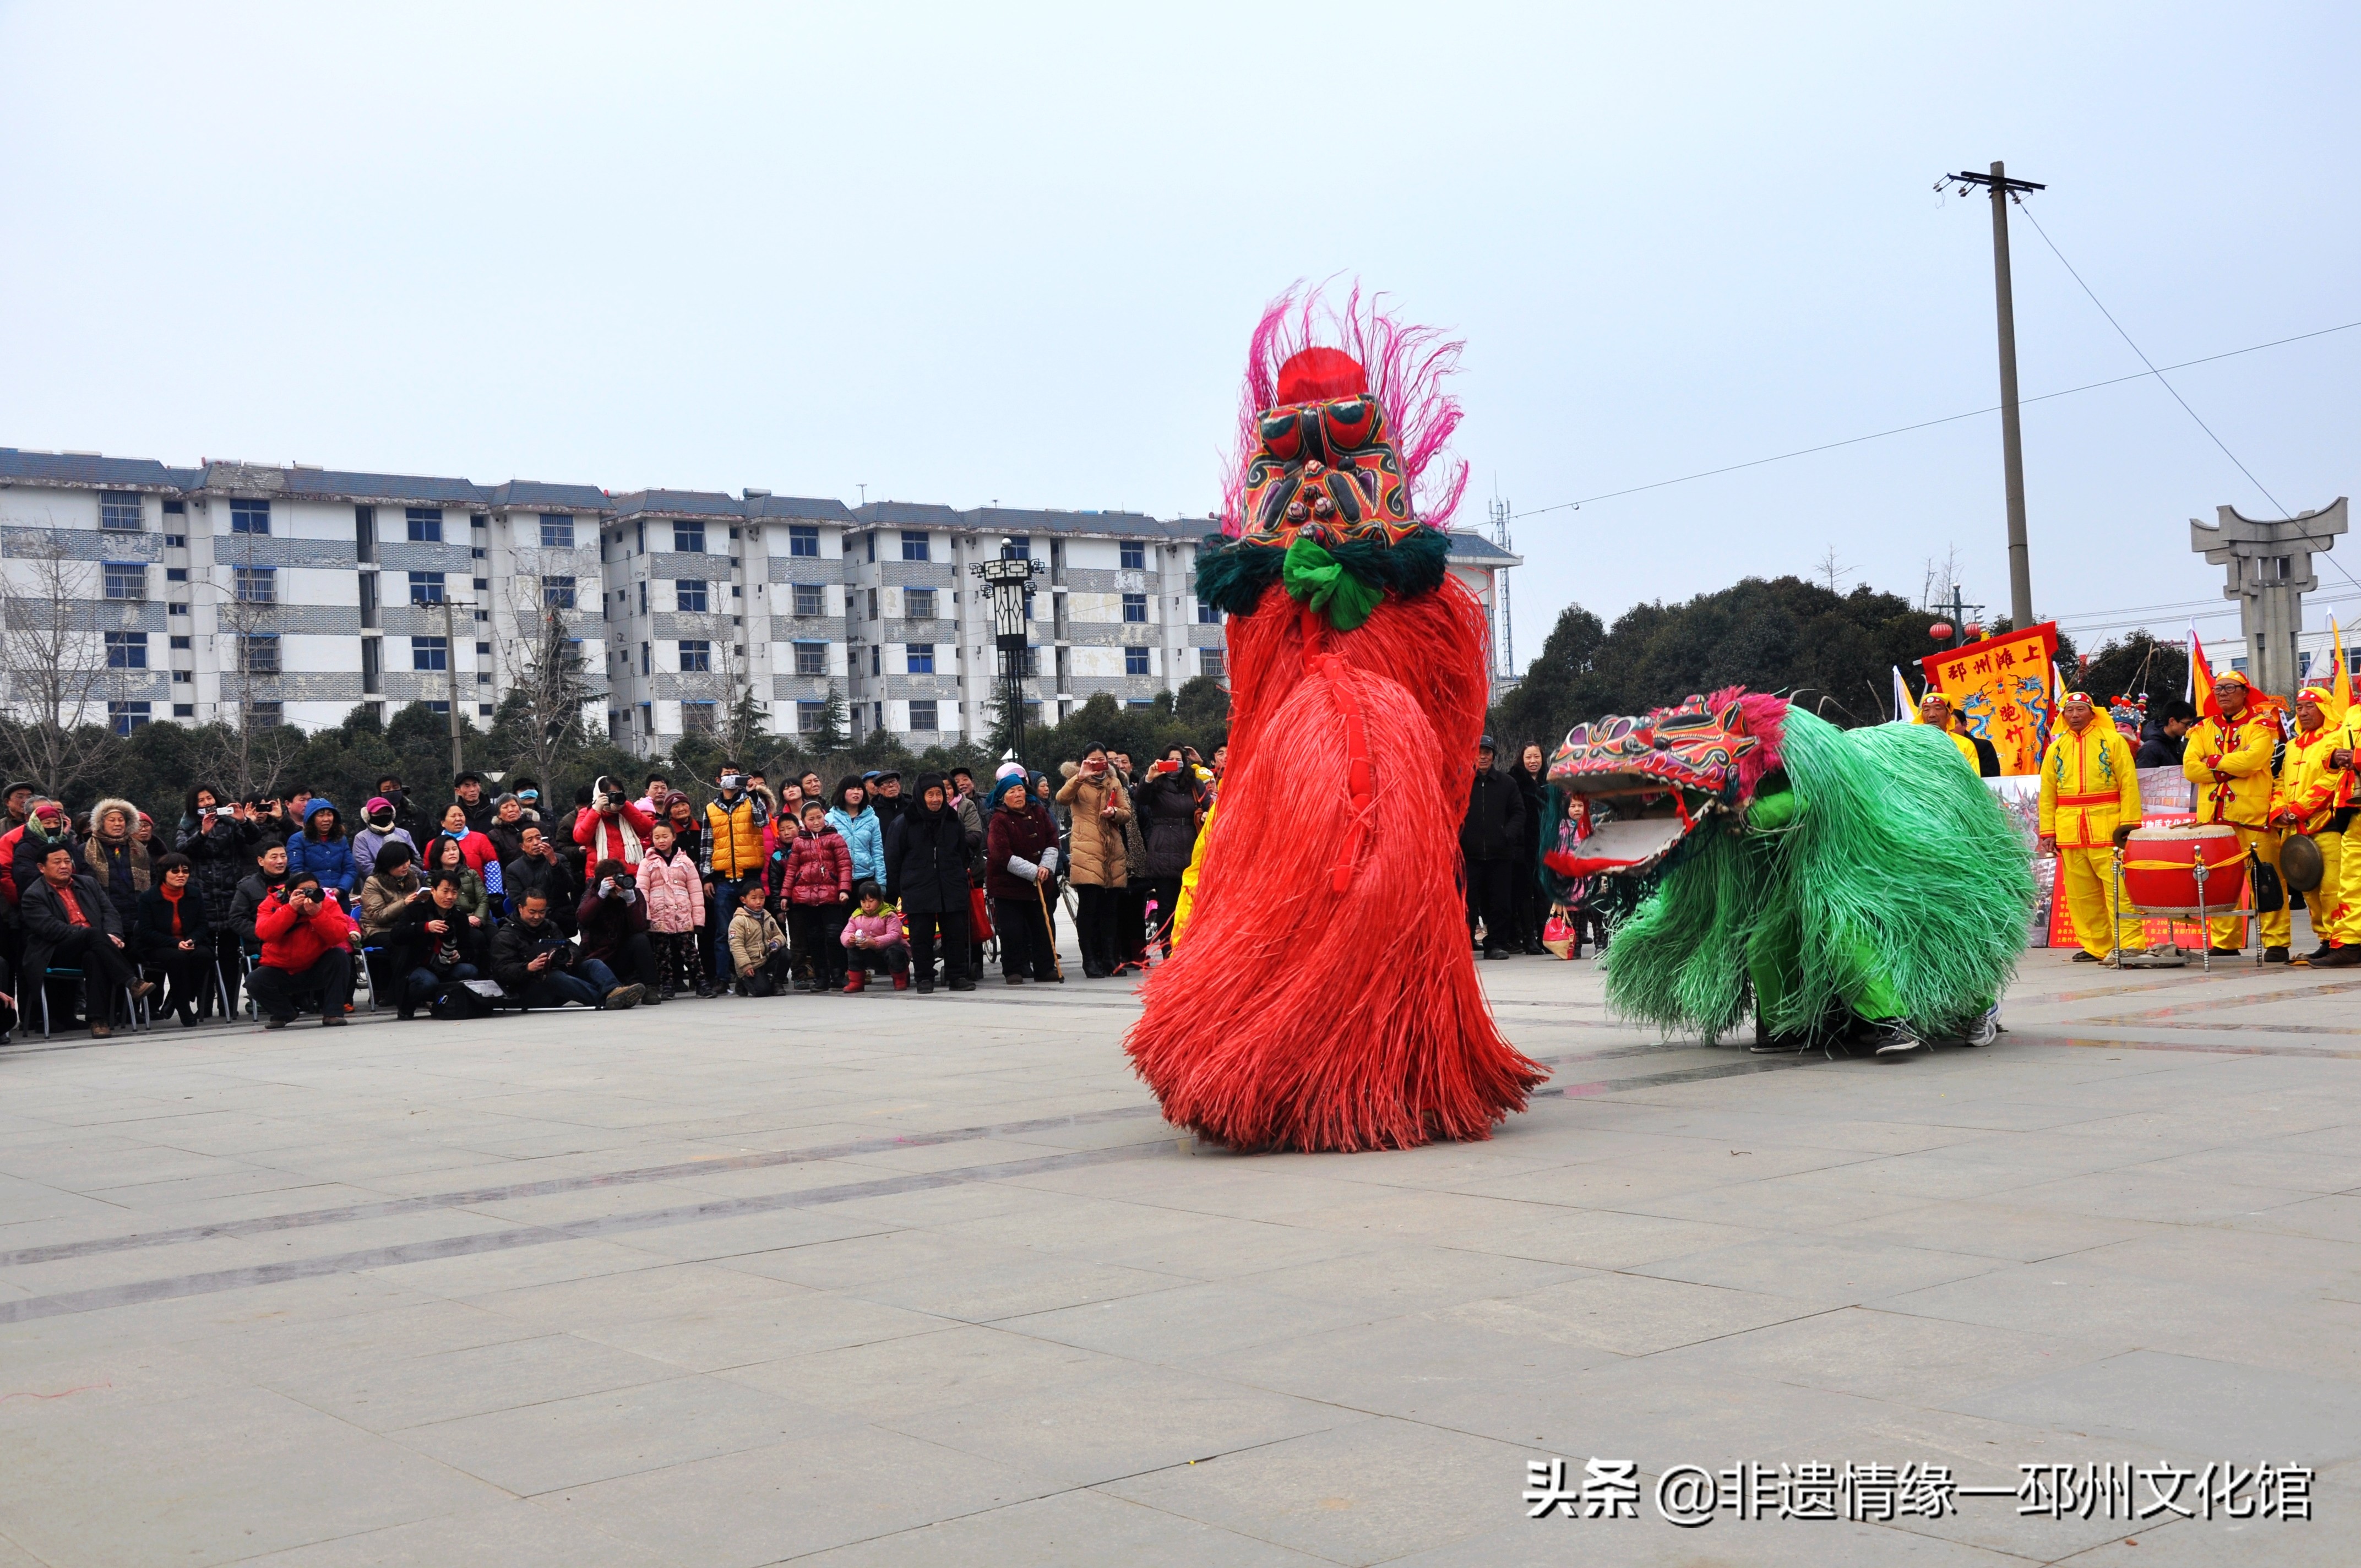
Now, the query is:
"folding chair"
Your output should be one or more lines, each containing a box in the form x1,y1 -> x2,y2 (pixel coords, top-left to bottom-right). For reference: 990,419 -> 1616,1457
40,966 -> 147,1039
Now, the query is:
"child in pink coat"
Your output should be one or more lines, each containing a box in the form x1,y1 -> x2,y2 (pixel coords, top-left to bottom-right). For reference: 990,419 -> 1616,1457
639,823 -> 709,998
837,880 -> 910,993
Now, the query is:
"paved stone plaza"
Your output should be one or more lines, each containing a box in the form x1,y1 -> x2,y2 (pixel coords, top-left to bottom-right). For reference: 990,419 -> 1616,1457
1,941 -> 2354,1567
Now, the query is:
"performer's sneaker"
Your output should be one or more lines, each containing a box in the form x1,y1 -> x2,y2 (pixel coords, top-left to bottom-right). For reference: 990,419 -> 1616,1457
1961,1006 -> 2000,1047
1866,1021 -> 1924,1058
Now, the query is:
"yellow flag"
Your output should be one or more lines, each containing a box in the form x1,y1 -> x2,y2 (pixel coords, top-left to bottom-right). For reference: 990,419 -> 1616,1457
1891,666 -> 1919,725
2333,618 -> 2352,728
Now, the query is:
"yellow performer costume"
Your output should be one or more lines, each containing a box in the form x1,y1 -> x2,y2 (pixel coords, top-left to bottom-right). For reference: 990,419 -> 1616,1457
1926,717 -> 1979,770
2039,696 -> 2145,957
2272,686 -> 2354,955
2183,672 -> 2289,954
1170,800 -> 1215,945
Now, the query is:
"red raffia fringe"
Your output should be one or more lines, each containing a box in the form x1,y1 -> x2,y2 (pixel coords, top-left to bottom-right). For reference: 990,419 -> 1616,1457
1125,579 -> 1543,1152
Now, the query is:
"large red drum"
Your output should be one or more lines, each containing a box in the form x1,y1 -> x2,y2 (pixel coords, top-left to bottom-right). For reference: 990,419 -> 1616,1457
2121,823 -> 2246,913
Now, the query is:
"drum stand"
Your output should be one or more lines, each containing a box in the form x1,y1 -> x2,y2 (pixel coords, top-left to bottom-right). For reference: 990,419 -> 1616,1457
2110,848 -> 2188,971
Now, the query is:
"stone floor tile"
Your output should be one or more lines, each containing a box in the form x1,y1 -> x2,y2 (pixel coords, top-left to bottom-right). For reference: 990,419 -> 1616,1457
786,1487 -> 1330,1567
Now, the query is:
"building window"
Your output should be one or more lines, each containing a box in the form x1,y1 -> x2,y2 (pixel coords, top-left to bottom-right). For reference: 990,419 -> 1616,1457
679,639 -> 711,673
102,562 -> 146,601
900,530 -> 931,563
408,570 -> 445,604
1122,592 -> 1148,623
543,575 -> 576,609
405,507 -> 443,542
869,645 -> 882,676
1120,541 -> 1145,570
681,700 -> 716,736
793,641 -> 828,676
905,587 -> 936,620
168,602 -> 188,616
866,587 -> 879,621
164,534 -> 186,548
105,630 -> 148,669
170,635 -> 191,650
173,703 -> 194,717
672,520 -> 705,553
792,583 -> 825,617
1000,536 -> 1029,560
248,700 -> 284,728
166,567 -> 188,582
230,499 -> 270,534
235,566 -> 276,603
788,524 -> 819,557
239,634 -> 281,674
1197,597 -> 1220,624
635,580 -> 648,616
640,641 -> 651,676
100,492 -> 143,531
539,514 -> 575,549
908,699 -> 938,732
865,532 -> 877,564
676,579 -> 709,613
172,669 -> 192,683
1200,646 -> 1225,677
110,701 -> 151,736
1125,646 -> 1150,676
906,644 -> 935,674
797,700 -> 826,734
163,499 -> 184,516
412,635 -> 448,672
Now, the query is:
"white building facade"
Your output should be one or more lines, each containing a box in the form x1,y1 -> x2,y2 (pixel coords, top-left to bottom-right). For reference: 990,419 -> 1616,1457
1,447 -> 1519,752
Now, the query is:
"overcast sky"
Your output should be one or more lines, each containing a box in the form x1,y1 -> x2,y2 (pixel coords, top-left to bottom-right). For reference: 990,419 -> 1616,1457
3,2 -> 2354,669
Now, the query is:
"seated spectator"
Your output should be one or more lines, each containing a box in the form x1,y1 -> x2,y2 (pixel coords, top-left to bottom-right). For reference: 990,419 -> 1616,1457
250,870 -> 359,1030
727,879 -> 791,996
639,823 -> 708,1000
134,852 -> 211,1027
22,842 -> 153,1037
358,841 -> 427,939
430,803 -> 501,879
2,796 -> 75,908
485,792 -> 531,868
575,775 -> 655,872
230,841 -> 290,952
286,799 -> 357,898
390,872 -> 487,1020
352,796 -> 416,878
577,858 -> 664,1004
490,890 -> 643,1011
84,796 -> 150,934
839,881 -> 910,993
504,824 -> 579,936
420,834 -> 491,929
773,799 -> 852,992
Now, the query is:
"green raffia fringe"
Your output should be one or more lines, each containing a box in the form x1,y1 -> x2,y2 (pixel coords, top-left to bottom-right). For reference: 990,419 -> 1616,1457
1194,526 -> 1453,620
1282,537 -> 1384,630
1601,709 -> 2035,1041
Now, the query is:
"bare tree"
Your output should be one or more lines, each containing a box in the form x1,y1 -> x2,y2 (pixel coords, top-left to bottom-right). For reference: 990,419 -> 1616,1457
1919,546 -> 1964,614
1813,545 -> 1855,595
200,534 -> 301,798
0,538 -> 123,797
502,584 -> 597,788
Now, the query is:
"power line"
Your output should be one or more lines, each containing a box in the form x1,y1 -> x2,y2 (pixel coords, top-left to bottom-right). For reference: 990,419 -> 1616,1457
1513,317 -> 2361,521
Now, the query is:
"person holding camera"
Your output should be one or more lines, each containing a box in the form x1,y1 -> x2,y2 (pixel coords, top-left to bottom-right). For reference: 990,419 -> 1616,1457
574,774 -> 654,872
704,764 -> 768,988
23,841 -> 154,1037
503,824 -> 579,936
492,890 -> 643,1011
576,858 -> 665,1003
177,786 -> 259,1019
389,872 -> 488,1019
249,871 -> 359,1030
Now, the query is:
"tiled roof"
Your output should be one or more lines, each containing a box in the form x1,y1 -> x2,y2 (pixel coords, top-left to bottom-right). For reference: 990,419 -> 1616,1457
607,490 -> 748,520
482,480 -> 610,510
0,448 -> 183,488
1446,531 -> 1521,565
747,496 -> 857,522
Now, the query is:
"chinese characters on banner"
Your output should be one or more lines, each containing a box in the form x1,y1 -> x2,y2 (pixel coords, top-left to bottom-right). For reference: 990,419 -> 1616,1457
1921,620 -> 2060,777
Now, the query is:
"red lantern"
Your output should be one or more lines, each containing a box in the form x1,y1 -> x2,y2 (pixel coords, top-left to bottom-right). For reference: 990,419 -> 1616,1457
1929,621 -> 1953,641
1963,622 -> 1983,641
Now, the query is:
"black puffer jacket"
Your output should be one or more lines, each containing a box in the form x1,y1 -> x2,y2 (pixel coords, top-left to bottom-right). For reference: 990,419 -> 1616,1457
1511,760 -> 1546,868
1460,766 -> 1525,864
1135,770 -> 1203,879
178,812 -> 261,914
884,788 -> 973,916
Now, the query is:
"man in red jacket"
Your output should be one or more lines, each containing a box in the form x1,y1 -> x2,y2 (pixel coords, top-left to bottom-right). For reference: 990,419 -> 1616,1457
251,870 -> 360,1029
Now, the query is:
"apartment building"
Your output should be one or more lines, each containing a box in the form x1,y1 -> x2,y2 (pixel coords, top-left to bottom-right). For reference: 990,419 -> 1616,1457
0,447 -> 1520,752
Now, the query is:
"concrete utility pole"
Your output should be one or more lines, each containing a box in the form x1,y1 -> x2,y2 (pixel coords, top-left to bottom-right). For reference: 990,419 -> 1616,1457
1943,163 -> 2046,628
2192,497 -> 2349,701
442,594 -> 464,776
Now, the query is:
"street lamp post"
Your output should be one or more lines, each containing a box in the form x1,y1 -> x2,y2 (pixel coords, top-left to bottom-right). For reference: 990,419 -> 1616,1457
971,542 -> 1041,770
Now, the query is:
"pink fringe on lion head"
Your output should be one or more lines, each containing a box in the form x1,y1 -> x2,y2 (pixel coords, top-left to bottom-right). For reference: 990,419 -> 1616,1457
1219,281 -> 1468,536
1707,686 -> 1791,801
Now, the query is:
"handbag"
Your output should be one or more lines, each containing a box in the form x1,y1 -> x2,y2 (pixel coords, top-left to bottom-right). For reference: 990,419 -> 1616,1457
1541,913 -> 1579,960
2249,847 -> 2286,913
968,885 -> 994,941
